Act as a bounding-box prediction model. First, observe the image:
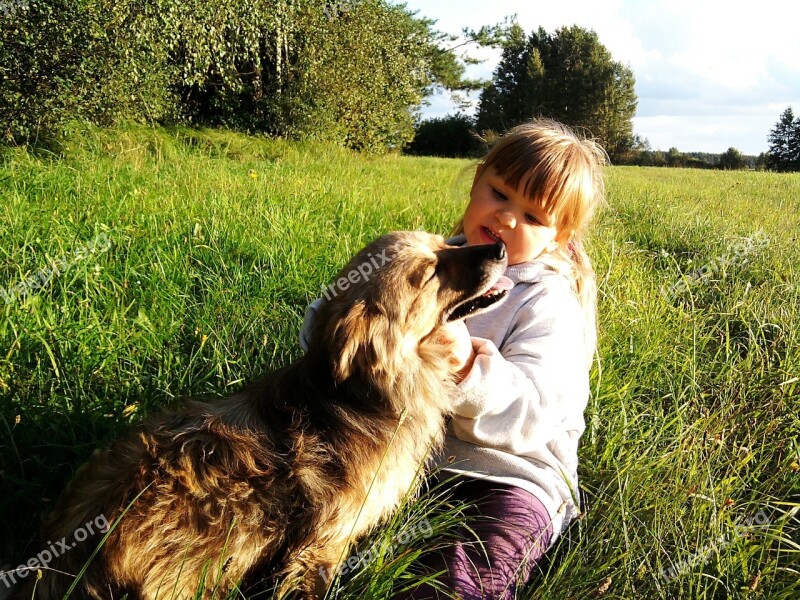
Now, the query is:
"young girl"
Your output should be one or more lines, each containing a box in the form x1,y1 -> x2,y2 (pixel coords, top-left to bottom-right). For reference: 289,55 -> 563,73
393,119 -> 606,599
301,119 -> 606,599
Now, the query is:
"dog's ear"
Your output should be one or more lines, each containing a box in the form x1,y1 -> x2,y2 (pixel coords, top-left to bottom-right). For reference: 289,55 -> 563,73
330,300 -> 400,384
331,300 -> 373,383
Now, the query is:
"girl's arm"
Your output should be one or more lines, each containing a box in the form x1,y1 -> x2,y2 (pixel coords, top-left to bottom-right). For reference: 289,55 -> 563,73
449,287 -> 590,452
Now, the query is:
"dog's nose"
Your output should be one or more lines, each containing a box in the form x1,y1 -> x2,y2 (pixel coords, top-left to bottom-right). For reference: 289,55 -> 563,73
490,243 -> 506,261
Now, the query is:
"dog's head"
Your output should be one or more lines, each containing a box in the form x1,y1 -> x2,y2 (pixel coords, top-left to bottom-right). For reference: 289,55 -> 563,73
310,231 -> 510,385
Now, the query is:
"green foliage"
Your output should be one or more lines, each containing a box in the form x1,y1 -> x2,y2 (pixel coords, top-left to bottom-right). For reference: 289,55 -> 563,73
666,147 -> 685,168
269,0 -> 439,153
405,113 -> 484,158
767,106 -> 800,172
475,23 -> 637,161
471,22 -> 529,133
618,137 -> 667,167
0,0 -> 476,153
0,0 -> 177,143
618,148 -> 762,170
718,147 -> 746,170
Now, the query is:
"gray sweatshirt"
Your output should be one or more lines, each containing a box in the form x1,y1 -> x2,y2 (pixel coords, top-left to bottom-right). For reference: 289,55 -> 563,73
438,235 -> 591,541
300,234 -> 591,541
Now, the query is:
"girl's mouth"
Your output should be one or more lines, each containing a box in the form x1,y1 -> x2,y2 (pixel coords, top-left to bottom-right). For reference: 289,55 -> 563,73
481,226 -> 504,245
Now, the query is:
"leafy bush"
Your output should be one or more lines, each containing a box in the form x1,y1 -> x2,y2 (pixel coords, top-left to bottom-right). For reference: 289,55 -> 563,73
718,147 -> 746,170
405,114 -> 484,158
1,0 -> 472,153
0,0 -> 177,144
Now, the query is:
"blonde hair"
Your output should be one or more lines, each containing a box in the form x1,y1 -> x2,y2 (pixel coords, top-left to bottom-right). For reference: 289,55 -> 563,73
453,119 -> 607,356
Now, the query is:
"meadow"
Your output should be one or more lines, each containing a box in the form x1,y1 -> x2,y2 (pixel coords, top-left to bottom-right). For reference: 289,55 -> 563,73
0,124 -> 798,599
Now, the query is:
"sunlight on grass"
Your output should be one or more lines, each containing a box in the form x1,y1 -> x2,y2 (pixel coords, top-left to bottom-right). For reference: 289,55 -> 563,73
1,124 -> 798,598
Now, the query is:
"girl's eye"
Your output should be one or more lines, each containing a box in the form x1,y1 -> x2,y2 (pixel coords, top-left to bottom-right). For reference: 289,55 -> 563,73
526,214 -> 541,225
492,187 -> 508,201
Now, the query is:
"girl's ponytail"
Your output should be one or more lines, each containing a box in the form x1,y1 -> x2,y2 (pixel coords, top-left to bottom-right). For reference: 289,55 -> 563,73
540,235 -> 597,365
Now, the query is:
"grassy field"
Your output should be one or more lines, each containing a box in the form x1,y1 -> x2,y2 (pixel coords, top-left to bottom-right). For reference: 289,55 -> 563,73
0,124 -> 798,599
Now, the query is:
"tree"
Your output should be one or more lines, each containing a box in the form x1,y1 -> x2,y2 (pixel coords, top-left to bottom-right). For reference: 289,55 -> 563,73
0,0 -> 178,143
718,147 -> 746,170
405,114 -> 483,157
469,22 -> 529,134
615,133 -> 655,166
767,107 -> 800,172
666,147 -> 684,168
475,23 -> 637,160
270,1 -> 491,152
1,0 -> 479,153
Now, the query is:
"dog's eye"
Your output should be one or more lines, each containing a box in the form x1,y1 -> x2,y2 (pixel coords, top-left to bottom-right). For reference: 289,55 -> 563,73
409,262 -> 437,288
424,263 -> 439,285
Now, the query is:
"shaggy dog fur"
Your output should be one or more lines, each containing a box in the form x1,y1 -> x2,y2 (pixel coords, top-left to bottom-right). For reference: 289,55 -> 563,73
14,231 -> 509,600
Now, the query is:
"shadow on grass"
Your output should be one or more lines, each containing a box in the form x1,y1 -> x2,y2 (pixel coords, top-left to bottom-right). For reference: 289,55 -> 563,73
0,398 -> 125,563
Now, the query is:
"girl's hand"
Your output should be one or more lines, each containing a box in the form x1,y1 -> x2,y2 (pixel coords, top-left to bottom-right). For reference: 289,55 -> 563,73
434,321 -> 476,382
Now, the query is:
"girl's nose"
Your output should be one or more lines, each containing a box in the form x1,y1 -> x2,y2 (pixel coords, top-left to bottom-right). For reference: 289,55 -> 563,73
496,210 -> 516,228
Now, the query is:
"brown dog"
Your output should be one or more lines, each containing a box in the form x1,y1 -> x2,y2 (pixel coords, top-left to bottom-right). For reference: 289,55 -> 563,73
14,231 -> 509,599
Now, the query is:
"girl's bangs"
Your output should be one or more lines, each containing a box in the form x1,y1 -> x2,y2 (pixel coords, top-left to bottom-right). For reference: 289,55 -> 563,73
486,139 -> 586,227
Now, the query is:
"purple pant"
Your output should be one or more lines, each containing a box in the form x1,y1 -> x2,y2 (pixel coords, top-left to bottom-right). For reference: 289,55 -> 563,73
403,476 -> 553,600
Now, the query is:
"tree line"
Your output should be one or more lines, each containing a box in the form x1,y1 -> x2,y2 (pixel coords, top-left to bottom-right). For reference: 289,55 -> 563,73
623,108 -> 800,171
408,26 -> 799,171
411,109 -> 800,172
409,23 -> 638,162
0,0 -> 481,152
1,2 -> 641,158
7,1 -> 791,169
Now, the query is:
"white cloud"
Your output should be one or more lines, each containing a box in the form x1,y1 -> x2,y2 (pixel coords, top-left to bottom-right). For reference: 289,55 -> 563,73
399,0 -> 800,154
633,114 -> 777,154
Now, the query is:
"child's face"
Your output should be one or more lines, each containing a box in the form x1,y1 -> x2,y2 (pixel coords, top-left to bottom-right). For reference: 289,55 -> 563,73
463,166 -> 559,265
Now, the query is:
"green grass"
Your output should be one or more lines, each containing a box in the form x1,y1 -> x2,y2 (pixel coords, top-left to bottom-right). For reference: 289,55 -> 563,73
1,123 -> 798,598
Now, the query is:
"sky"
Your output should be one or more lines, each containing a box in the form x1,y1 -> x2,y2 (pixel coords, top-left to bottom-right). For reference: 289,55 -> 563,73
397,0 -> 800,155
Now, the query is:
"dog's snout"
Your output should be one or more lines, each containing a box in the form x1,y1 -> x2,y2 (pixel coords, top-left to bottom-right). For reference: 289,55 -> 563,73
438,242 -> 507,266
471,242 -> 506,264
